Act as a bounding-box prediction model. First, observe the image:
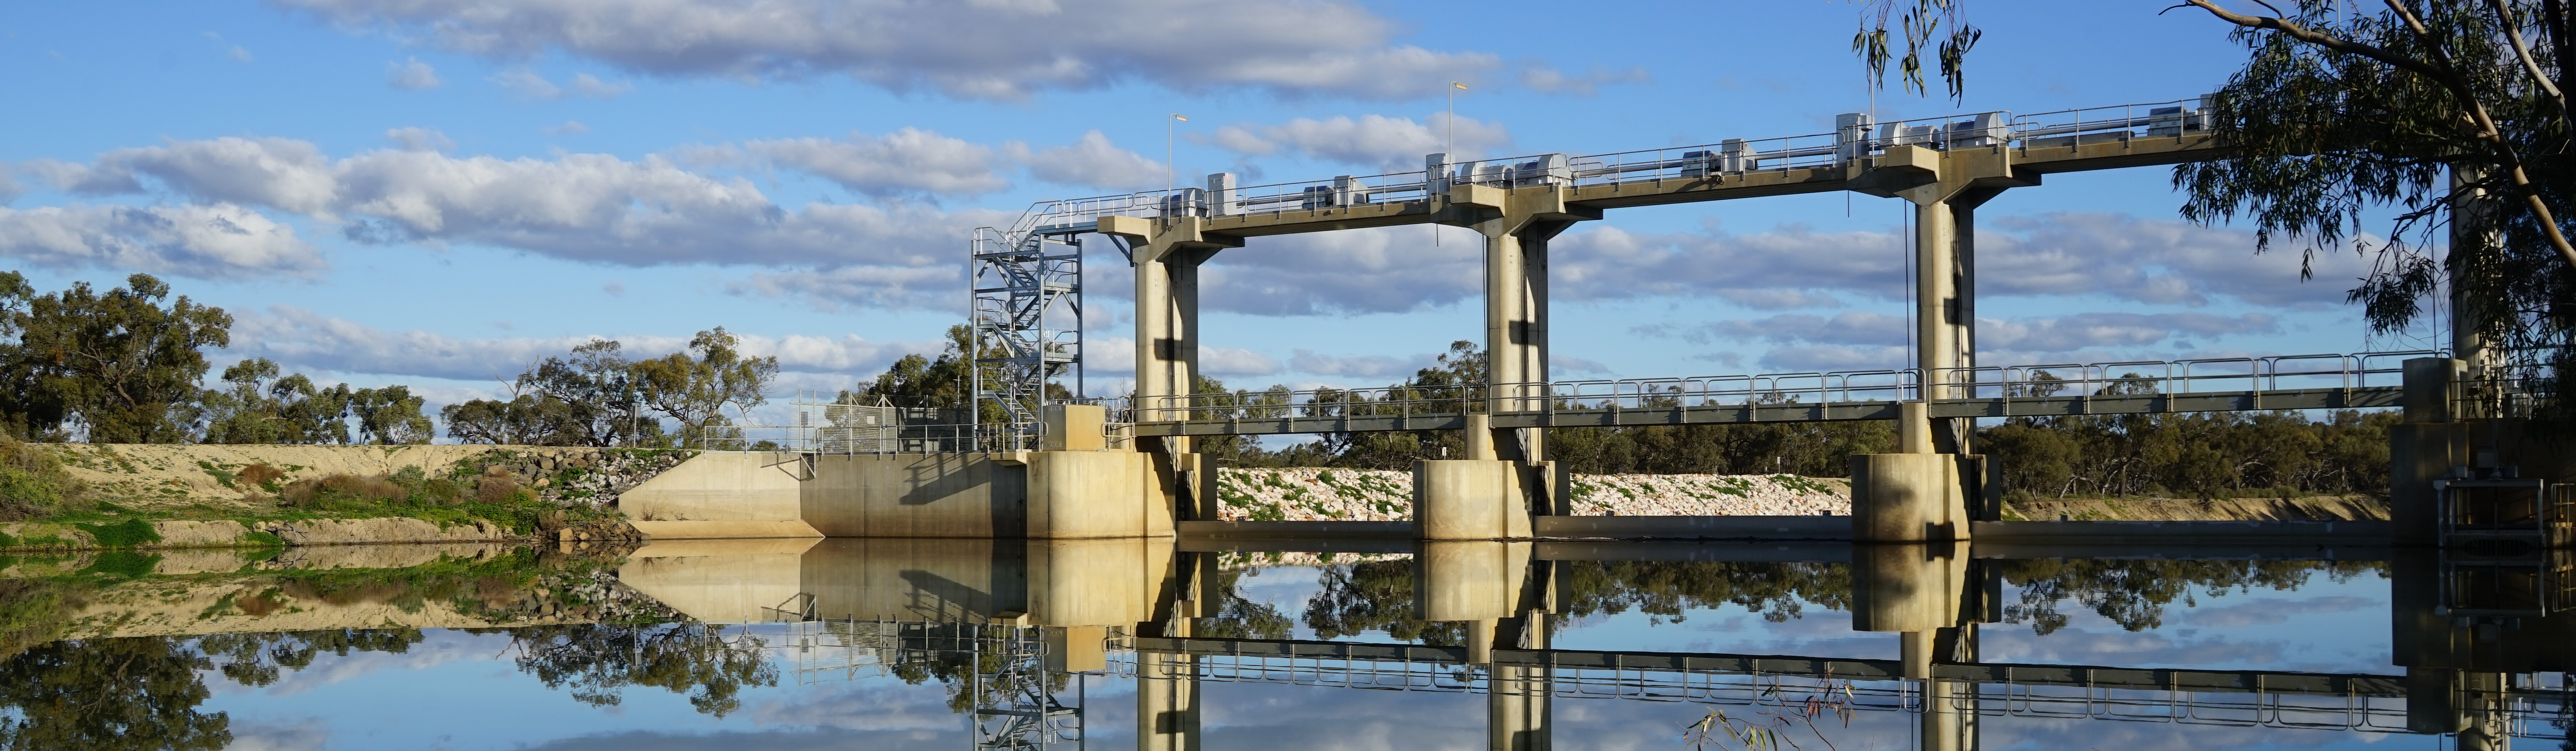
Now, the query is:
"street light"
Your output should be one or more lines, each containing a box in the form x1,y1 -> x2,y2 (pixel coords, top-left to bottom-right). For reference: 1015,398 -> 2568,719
1168,113 -> 1188,198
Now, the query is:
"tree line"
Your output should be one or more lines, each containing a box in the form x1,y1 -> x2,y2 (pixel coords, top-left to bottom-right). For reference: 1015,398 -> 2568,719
0,272 -> 778,448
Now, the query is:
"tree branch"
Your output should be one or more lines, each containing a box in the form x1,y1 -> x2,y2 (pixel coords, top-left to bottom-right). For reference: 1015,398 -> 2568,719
2181,0 -> 2449,78
2383,0 -> 2576,271
2490,0 -> 2574,122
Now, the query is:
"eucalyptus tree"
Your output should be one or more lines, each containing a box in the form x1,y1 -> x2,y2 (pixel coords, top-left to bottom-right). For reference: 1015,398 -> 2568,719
2173,1 -> 2576,398
16,274 -> 231,443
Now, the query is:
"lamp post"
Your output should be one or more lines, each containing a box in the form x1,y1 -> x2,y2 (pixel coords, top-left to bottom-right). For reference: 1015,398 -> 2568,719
1168,113 -> 1188,199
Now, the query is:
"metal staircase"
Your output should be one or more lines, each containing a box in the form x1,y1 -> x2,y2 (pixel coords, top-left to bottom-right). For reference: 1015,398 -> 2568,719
971,222 -> 1085,448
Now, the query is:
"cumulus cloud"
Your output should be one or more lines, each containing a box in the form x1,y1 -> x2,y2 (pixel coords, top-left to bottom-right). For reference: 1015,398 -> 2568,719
1287,350 -> 1434,379
0,203 -> 324,279
1199,225 -> 1480,315
1647,310 -> 2287,372
493,70 -> 628,100
1551,212 -> 2371,310
36,136 -> 1008,302
272,0 -> 1501,100
385,57 -> 442,89
742,128 -> 1011,197
1202,113 -> 1510,170
1519,64 -> 1649,95
385,127 -> 454,152
728,265 -> 962,311
1083,336 -> 1280,378
36,137 -> 341,214
1011,131 -> 1164,191
232,306 -> 932,382
220,721 -> 329,751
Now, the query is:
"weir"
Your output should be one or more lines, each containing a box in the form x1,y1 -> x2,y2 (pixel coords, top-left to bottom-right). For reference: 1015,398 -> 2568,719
621,94 -> 2564,548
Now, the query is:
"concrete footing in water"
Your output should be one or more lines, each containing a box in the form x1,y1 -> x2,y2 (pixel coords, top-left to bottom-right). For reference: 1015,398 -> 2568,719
621,448 -> 1182,540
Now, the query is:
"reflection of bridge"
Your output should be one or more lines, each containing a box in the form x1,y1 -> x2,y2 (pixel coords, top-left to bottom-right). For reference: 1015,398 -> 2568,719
649,539 -> 2576,750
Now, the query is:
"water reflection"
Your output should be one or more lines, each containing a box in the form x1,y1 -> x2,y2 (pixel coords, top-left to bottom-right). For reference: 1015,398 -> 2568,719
0,540 -> 2570,749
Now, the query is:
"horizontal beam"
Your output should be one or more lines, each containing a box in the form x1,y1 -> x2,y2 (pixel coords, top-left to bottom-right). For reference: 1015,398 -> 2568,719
1129,386 -> 2401,437
1170,134 -> 2220,239
1127,636 -> 2405,696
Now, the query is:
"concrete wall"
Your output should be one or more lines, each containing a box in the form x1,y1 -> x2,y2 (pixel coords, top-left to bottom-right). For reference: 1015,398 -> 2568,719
621,451 -> 821,540
797,451 -> 1170,539
618,537 -> 820,622
801,453 -> 1029,538
1416,459 -> 1533,540
631,536 -> 1173,626
1028,450 -> 1171,539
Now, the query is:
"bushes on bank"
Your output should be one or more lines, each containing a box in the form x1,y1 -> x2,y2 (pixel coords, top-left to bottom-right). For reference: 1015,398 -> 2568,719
0,438 -> 80,522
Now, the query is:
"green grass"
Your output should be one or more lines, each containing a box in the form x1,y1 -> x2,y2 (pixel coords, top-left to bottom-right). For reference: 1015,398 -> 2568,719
74,518 -> 161,547
79,550 -> 158,579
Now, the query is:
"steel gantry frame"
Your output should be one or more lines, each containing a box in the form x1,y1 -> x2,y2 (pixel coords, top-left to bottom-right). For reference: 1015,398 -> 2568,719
965,96 -> 2240,441
970,226 -> 1086,448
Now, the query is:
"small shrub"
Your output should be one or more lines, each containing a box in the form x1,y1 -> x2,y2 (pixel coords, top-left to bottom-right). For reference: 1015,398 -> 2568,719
81,550 -> 158,579
0,437 -> 79,522
477,473 -> 523,504
280,473 -> 405,507
237,463 -> 287,489
76,519 -> 161,547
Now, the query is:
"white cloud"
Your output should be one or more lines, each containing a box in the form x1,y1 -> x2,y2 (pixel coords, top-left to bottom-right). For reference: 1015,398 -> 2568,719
744,128 -> 1010,197
569,72 -> 632,97
385,127 -> 454,153
545,120 -> 590,135
728,265 -> 962,311
386,57 -> 442,89
1082,336 -> 1279,378
274,0 -> 1502,100
1202,113 -> 1510,169
0,203 -> 324,279
38,137 -> 340,214
36,136 -> 1007,304
1519,64 -> 1649,95
1649,310 -> 2287,372
0,172 -> 20,204
1199,225 -> 1480,315
232,305 -> 933,383
492,69 -> 563,99
1287,349 -> 1434,378
1551,213 -> 2372,310
219,721 -> 328,751
1011,131 -> 1163,191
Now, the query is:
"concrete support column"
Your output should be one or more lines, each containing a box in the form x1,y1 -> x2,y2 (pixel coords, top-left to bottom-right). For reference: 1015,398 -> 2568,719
1132,249 -> 1207,430
1100,216 -> 1239,526
1849,453 -> 1970,543
2449,165 -> 2498,378
1489,615 -> 1552,751
1913,198 -> 1978,454
1136,634 -> 1201,751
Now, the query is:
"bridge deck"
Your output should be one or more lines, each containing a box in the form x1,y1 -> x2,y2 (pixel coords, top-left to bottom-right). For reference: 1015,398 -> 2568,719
1130,636 -> 2405,697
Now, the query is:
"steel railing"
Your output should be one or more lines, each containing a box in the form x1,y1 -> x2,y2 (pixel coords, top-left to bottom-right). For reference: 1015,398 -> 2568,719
1115,350 -> 2440,426
998,97 -> 2218,236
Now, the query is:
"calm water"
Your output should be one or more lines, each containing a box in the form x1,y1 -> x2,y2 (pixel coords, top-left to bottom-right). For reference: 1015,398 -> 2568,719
0,540 -> 2566,750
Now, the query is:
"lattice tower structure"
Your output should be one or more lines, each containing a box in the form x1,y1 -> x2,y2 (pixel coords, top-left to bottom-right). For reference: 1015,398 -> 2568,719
970,226 -> 1084,448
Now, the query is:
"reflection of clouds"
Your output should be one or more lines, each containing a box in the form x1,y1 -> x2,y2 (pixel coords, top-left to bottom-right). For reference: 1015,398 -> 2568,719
222,719 -> 329,751
750,681 -> 957,732
515,728 -> 966,751
2177,595 -> 2375,628
204,630 -> 510,697
1988,580 -> 2392,674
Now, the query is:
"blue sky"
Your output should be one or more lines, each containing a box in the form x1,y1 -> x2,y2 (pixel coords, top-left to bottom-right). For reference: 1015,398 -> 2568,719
0,1 -> 2442,423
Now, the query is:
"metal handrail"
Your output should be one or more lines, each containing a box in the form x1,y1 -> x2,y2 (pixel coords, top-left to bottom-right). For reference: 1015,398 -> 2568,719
993,96 -> 2219,236
1118,350 -> 2445,424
